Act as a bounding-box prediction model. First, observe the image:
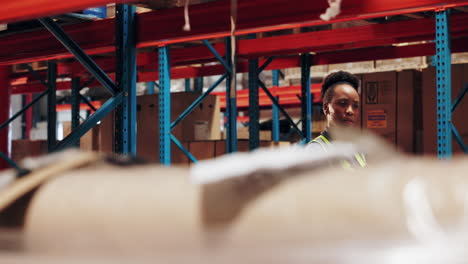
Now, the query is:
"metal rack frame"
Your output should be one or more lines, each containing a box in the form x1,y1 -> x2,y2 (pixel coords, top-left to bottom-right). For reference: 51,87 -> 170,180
0,1 -> 467,168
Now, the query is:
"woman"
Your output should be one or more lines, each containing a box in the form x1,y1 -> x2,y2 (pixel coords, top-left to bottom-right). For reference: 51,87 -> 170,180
310,70 -> 366,168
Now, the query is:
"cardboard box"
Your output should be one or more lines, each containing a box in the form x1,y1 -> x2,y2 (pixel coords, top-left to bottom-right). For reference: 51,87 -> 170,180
214,140 -> 290,160
227,127 -> 272,141
136,92 -> 221,142
214,140 -> 250,158
361,70 -> 422,152
172,142 -> 190,165
260,141 -> 291,149
189,141 -> 216,163
396,70 -> 422,153
11,140 -> 47,162
422,64 -> 468,155
375,57 -> 427,72
100,92 -> 221,163
361,72 -> 397,145
329,61 -> 375,74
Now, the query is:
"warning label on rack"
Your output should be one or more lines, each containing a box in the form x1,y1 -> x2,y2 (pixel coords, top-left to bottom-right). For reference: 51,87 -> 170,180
367,110 -> 387,128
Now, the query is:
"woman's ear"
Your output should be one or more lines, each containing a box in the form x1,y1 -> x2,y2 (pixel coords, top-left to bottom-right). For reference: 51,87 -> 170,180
323,103 -> 329,115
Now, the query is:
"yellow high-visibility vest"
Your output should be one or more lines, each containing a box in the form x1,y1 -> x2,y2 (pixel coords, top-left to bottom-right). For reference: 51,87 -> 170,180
310,134 -> 367,168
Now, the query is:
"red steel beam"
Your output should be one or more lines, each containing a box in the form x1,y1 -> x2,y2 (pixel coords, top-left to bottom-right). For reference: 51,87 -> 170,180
237,13 -> 468,58
314,37 -> 468,64
138,0 -> 468,46
37,12 -> 468,76
12,81 -> 72,94
2,0 -> 468,65
0,19 -> 117,65
0,0 -> 131,24
12,58 -> 294,93
168,12 -> 468,62
11,36 -> 468,94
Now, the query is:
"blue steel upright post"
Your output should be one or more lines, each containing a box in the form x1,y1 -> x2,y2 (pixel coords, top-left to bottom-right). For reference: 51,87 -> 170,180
47,61 -> 57,152
195,77 -> 203,92
272,70 -> 280,142
225,37 -> 237,153
301,53 -> 312,143
435,10 -> 452,159
71,77 -> 81,147
115,4 -> 137,155
185,78 -> 191,92
248,57 -> 260,150
147,81 -> 155,94
159,45 -> 171,165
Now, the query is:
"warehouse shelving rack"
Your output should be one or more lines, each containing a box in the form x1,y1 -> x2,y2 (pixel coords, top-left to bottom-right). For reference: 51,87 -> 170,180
1,0 -> 468,169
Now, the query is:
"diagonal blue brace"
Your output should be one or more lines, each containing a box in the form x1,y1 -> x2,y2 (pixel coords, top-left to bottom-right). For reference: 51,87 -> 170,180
55,93 -> 124,151
256,56 -> 275,75
452,83 -> 468,113
259,80 -> 304,137
0,151 -> 21,171
25,64 -> 50,90
79,95 -> 97,112
171,74 -> 227,130
154,81 -> 161,90
171,134 -> 198,163
451,123 -> 468,153
451,82 -> 468,152
202,39 -> 231,74
0,90 -> 48,130
77,78 -> 99,112
39,17 -> 118,96
435,10 -> 452,159
80,77 -> 96,90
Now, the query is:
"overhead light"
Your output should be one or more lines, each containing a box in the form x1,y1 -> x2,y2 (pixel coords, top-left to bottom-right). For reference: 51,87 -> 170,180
392,41 -> 428,47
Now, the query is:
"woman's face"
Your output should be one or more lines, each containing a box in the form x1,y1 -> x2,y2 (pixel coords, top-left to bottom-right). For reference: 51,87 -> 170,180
324,84 -> 360,128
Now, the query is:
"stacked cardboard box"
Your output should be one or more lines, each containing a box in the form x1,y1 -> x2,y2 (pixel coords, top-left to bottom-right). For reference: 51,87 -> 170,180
422,64 -> 468,155
225,126 -> 272,141
360,70 -> 421,153
11,140 -> 48,162
100,92 -> 221,163
187,140 -> 290,165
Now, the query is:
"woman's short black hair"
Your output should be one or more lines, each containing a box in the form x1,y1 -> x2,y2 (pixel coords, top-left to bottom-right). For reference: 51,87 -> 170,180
321,71 -> 360,103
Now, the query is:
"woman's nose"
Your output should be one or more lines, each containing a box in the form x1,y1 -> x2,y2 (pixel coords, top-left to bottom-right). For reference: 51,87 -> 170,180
345,106 -> 354,115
